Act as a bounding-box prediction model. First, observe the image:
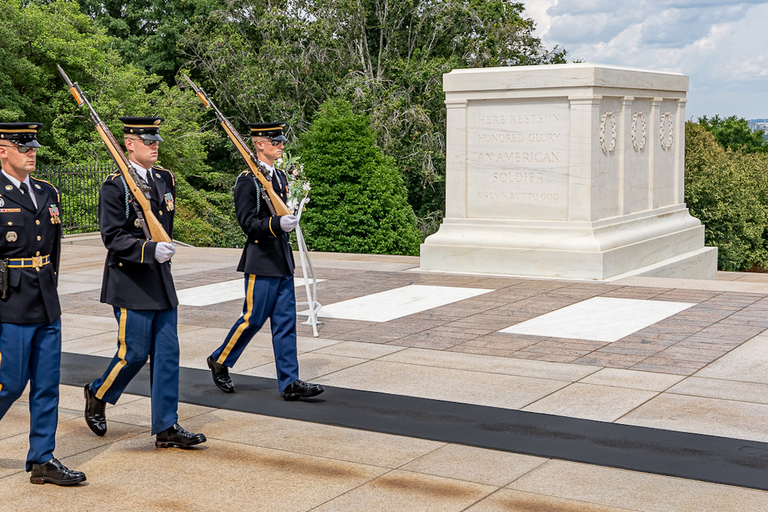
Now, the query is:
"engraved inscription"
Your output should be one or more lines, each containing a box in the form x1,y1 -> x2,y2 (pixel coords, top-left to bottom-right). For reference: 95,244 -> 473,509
468,102 -> 569,220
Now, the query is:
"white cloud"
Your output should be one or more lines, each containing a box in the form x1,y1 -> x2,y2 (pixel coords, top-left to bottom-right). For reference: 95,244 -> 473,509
525,1 -> 768,118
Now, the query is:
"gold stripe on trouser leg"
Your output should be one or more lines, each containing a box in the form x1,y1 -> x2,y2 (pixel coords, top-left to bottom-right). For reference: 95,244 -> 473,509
0,350 -> 3,392
96,308 -> 129,400
217,275 -> 255,364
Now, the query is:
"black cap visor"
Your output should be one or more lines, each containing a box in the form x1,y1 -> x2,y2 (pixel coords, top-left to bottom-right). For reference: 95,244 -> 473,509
16,139 -> 42,148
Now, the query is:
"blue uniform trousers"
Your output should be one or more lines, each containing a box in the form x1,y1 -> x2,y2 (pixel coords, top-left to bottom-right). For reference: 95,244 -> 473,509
0,319 -> 61,471
211,274 -> 299,392
90,308 -> 179,435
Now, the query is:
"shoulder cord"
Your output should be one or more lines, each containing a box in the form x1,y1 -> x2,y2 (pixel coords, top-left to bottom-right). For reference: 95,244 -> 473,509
119,176 -> 130,219
251,177 -> 261,215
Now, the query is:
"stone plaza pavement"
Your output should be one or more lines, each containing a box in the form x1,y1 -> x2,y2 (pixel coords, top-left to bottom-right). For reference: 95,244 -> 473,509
3,235 -> 768,511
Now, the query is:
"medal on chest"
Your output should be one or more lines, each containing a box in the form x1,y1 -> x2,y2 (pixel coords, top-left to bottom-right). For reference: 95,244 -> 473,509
48,204 -> 61,224
164,192 -> 174,211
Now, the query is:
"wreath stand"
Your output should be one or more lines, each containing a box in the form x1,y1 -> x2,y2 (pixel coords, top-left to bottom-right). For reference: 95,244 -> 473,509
295,197 -> 322,337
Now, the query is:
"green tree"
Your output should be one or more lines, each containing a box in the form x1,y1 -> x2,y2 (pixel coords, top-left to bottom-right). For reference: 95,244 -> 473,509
685,122 -> 768,271
0,0 -> 234,245
77,0 -> 225,85
697,115 -> 768,154
183,0 -> 567,225
297,98 -> 422,255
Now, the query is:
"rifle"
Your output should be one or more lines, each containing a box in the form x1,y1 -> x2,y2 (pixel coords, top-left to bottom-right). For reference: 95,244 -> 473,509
181,74 -> 291,216
57,66 -> 172,243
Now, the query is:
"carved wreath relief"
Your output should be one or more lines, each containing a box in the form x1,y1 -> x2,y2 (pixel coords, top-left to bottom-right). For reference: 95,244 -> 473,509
600,111 -> 617,155
631,111 -> 646,151
660,111 -> 674,151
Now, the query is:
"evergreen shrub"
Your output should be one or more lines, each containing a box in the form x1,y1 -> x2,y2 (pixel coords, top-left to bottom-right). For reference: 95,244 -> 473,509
297,99 -> 422,256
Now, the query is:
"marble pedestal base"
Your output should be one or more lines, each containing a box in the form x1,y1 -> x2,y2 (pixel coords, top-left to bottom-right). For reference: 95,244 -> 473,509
420,205 -> 718,281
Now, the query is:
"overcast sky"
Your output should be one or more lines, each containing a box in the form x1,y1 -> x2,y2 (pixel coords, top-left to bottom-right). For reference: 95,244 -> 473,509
524,0 -> 768,121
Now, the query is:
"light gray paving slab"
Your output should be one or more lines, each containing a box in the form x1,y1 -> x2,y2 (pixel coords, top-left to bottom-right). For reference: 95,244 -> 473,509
183,409 -> 443,468
296,336 -> 341,353
400,444 -> 547,487
313,340 -> 406,359
695,334 -> 768,384
669,376 -> 768,405
579,368 -> 685,391
241,353 -> 367,381
618,393 -> 768,442
1,437 -> 389,512
313,360 -> 570,409
466,489 -> 637,512
522,383 -> 659,422
61,313 -> 118,331
311,470 -> 496,512
380,347 -> 600,381
508,459 -> 768,512
61,332 -> 118,355
56,275 -> 103,295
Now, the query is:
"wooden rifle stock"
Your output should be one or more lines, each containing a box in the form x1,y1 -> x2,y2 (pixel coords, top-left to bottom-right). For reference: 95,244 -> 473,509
182,75 -> 291,216
58,66 -> 171,243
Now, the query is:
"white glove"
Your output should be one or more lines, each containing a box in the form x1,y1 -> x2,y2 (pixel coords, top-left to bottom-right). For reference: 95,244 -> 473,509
279,215 -> 298,233
154,242 -> 176,263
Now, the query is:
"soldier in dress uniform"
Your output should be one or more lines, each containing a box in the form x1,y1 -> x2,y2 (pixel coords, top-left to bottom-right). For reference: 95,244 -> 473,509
0,122 -> 86,485
206,122 -> 324,400
83,117 -> 206,448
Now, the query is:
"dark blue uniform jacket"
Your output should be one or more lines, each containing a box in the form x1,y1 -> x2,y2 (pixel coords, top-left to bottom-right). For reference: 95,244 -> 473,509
235,168 -> 295,277
99,166 -> 178,310
0,173 -> 62,324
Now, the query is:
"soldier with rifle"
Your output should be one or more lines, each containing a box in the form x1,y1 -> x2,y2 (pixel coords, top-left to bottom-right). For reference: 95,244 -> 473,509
58,66 -> 205,448
206,122 -> 324,400
183,76 -> 323,400
80,116 -> 207,448
0,122 -> 86,485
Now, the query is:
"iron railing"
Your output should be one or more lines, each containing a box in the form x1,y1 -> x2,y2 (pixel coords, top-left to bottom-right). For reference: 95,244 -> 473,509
34,163 -> 115,234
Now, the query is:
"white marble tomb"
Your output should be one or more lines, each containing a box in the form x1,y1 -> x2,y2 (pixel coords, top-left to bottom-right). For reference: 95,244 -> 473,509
420,63 -> 717,280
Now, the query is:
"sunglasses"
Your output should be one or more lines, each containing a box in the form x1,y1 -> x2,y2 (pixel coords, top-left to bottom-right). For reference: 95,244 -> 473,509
127,137 -> 159,146
258,139 -> 283,147
0,144 -> 37,154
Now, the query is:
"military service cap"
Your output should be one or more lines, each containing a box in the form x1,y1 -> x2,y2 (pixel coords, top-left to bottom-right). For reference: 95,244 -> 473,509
0,122 -> 43,147
119,116 -> 164,141
247,122 -> 287,142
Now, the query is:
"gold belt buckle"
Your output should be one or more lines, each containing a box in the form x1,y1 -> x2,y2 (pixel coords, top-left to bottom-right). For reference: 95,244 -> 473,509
31,256 -> 43,269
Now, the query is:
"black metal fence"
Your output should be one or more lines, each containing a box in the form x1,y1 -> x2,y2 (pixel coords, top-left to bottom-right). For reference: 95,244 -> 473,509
35,163 -> 115,234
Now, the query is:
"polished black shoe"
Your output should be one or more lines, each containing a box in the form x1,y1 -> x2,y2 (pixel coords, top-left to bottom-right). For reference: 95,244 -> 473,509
84,383 -> 107,437
281,379 -> 325,401
207,356 -> 234,393
155,423 -> 207,448
29,458 -> 86,486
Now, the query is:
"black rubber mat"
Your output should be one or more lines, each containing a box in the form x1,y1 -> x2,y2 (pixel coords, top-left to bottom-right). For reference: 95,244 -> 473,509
61,352 -> 768,491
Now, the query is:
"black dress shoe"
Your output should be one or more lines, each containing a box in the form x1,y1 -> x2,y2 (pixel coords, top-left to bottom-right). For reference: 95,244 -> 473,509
29,458 -> 86,486
155,423 -> 207,448
207,356 -> 234,393
84,383 -> 107,437
281,379 -> 325,401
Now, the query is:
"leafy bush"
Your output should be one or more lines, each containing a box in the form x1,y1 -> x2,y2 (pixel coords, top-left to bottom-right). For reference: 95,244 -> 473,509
297,99 -> 422,256
685,123 -> 768,271
697,115 -> 768,154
